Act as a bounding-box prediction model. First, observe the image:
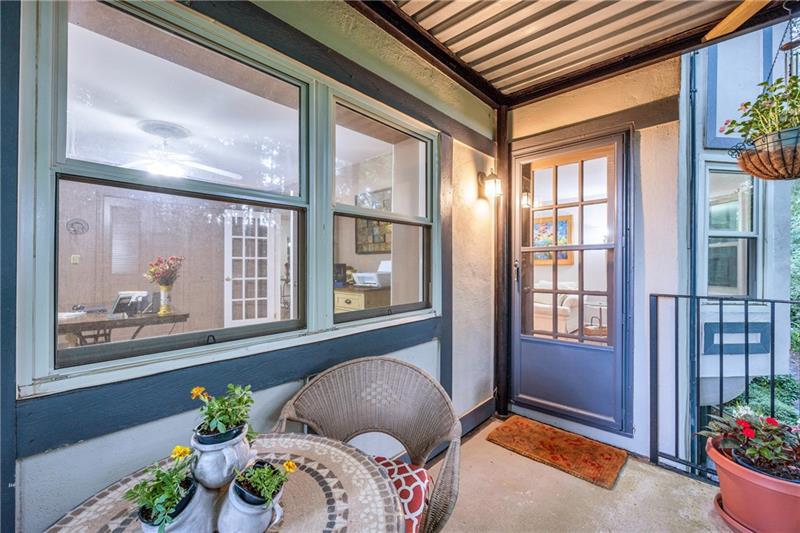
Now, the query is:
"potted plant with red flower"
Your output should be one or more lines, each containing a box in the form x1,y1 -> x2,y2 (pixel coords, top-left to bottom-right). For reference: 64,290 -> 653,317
700,413 -> 800,531
144,256 -> 184,316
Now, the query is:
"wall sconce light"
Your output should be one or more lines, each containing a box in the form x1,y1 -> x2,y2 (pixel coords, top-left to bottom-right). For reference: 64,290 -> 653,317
478,170 -> 501,198
521,192 -> 531,208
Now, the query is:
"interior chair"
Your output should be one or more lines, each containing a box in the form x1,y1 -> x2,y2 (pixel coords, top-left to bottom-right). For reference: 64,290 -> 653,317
532,281 -> 579,334
274,356 -> 461,533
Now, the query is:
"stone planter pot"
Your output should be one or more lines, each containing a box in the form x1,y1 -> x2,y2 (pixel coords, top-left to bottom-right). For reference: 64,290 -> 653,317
191,423 -> 252,489
138,479 -> 215,533
706,437 -> 800,532
217,476 -> 284,533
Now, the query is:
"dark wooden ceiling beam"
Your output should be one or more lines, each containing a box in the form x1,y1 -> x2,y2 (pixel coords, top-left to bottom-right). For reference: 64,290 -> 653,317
345,0 -> 506,108
506,1 -> 793,108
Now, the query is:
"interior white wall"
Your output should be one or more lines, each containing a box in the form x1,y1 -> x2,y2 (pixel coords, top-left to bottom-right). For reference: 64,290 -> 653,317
16,341 -> 439,532
509,59 -> 683,456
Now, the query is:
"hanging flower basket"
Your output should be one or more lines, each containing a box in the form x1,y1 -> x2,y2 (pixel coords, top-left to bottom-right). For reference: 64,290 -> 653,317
724,74 -> 800,181
730,126 -> 800,180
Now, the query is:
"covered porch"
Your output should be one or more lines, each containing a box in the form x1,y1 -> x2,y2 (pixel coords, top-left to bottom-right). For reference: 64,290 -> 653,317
2,1 -> 799,532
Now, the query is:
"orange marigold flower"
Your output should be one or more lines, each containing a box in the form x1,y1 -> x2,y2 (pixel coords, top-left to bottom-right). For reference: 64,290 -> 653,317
191,386 -> 206,400
283,460 -> 297,474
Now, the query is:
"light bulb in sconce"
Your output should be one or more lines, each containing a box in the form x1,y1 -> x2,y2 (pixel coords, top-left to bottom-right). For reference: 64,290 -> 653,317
478,170 -> 501,198
521,192 -> 531,208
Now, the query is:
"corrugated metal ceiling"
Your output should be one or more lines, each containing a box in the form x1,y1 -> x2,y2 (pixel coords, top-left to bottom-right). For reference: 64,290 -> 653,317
394,0 -> 743,96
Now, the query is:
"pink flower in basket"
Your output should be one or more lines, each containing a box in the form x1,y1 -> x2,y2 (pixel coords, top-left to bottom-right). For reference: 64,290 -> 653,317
144,256 -> 184,287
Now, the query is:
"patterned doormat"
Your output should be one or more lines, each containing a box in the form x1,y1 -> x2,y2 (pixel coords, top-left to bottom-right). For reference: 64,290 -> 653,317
487,415 -> 628,489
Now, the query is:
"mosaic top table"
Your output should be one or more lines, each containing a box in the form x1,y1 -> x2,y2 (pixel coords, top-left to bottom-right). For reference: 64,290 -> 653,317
47,433 -> 405,533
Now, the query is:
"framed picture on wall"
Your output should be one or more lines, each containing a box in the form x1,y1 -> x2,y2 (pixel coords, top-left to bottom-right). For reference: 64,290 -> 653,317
533,214 -> 574,265
355,188 -> 392,254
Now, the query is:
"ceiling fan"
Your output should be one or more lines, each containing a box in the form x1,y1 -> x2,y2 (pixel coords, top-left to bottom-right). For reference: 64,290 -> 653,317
122,120 -> 243,181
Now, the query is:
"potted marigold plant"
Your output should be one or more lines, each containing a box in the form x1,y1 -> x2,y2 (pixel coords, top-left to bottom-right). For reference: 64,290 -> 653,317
724,75 -> 800,180
189,384 -> 255,489
700,413 -> 800,531
124,446 -> 214,533
217,459 -> 297,533
144,256 -> 184,316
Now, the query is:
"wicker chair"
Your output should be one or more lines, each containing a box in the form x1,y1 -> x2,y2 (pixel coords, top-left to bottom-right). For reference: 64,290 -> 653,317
274,356 -> 461,533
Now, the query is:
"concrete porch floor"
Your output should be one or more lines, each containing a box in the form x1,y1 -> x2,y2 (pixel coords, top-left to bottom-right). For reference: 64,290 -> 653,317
432,419 -> 729,533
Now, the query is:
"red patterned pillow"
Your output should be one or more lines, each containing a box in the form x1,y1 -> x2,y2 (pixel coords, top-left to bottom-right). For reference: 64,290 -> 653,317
374,456 -> 432,533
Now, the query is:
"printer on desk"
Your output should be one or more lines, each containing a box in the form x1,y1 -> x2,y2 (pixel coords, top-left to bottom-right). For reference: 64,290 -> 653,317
352,260 -> 391,288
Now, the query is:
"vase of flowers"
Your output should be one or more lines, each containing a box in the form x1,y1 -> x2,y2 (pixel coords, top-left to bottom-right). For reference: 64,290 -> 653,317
724,75 -> 800,180
144,256 -> 184,316
700,413 -> 800,531
189,384 -> 255,489
124,446 -> 215,533
217,459 -> 296,533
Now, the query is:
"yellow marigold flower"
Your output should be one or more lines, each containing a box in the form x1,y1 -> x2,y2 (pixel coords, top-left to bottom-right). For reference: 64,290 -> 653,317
171,445 -> 191,460
283,460 -> 297,474
190,386 -> 206,400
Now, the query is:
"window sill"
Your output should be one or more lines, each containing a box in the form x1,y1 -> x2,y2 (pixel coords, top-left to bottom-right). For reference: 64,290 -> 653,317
18,309 -> 439,398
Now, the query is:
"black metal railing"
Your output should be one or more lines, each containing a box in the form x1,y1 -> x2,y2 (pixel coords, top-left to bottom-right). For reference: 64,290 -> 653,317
649,293 -> 800,482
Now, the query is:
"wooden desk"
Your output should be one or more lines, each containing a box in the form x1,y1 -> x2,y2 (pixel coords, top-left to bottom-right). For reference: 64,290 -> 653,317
57,312 -> 190,346
334,286 -> 390,313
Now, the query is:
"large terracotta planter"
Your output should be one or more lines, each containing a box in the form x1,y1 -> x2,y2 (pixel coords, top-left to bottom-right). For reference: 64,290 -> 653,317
706,437 -> 800,532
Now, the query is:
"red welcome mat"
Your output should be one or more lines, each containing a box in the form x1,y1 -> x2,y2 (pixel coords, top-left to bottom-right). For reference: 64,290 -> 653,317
487,415 -> 628,489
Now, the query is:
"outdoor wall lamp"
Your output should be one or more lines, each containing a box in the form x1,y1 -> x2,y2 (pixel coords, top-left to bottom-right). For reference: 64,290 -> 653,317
478,170 -> 501,198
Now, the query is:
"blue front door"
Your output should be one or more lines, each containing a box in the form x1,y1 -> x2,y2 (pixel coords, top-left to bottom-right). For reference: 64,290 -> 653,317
511,134 -> 629,432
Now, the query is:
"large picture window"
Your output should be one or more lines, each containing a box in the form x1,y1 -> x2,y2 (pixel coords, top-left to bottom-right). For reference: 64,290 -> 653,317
56,178 -> 302,368
21,1 -> 439,391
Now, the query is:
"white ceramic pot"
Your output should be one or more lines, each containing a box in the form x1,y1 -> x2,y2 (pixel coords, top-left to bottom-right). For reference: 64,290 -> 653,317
139,481 -> 215,533
191,424 -> 253,489
217,481 -> 284,533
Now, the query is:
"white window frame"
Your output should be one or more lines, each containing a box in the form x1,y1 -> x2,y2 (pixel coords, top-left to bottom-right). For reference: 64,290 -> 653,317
17,1 -> 441,397
697,158 -> 763,298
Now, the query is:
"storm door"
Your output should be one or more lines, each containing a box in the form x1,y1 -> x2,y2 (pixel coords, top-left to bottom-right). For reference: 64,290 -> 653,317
512,135 -> 629,431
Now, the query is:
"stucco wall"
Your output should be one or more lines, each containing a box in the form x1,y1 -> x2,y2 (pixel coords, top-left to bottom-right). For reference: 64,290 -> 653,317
510,58 -> 681,140
254,1 -> 494,140
510,59 -> 682,456
451,141 -> 495,414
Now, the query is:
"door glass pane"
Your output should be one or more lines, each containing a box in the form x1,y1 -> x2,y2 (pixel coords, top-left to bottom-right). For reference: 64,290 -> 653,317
583,294 -> 609,345
532,210 -> 554,247
583,202 -> 610,244
709,172 -> 753,232
334,104 -> 426,217
56,178 -> 301,368
556,206 -> 579,248
708,237 -> 754,296
556,163 -> 579,203
333,215 -> 428,316
66,2 -> 300,196
583,157 -> 608,201
532,168 -> 553,208
528,292 -> 555,336
556,293 -> 580,335
521,164 -> 532,245
583,249 -> 608,292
